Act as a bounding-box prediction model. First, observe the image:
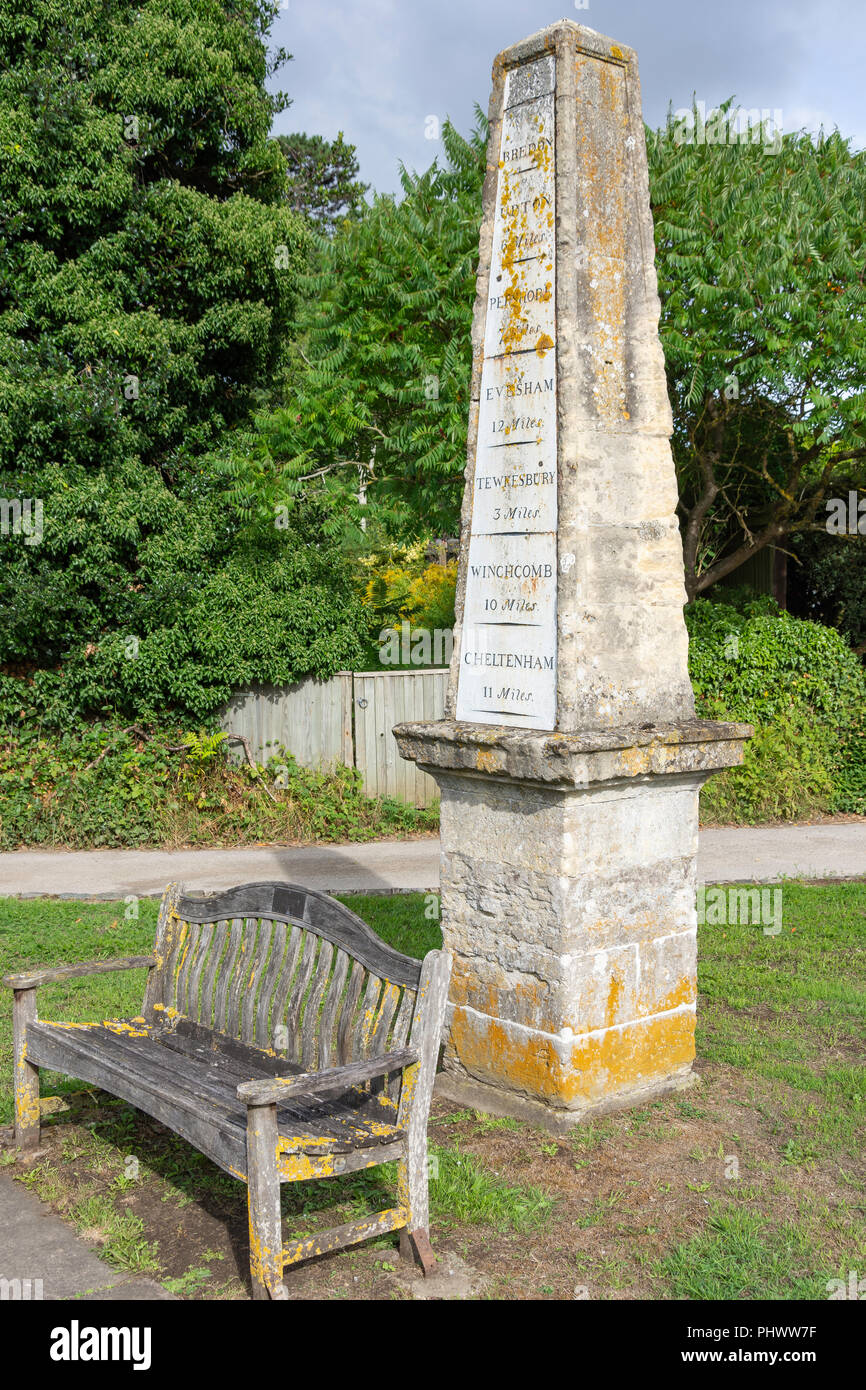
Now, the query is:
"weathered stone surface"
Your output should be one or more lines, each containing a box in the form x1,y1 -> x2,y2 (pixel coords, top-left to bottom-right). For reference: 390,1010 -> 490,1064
446,21 -> 699,734
395,719 -> 751,791
394,21 -> 751,1126
446,1001 -> 696,1115
435,766 -> 701,1043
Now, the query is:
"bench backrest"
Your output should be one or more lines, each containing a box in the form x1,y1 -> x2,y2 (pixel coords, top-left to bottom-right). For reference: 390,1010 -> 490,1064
142,882 -> 426,1076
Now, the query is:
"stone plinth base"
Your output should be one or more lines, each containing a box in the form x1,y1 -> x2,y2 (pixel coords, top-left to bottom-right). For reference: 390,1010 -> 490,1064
434,1062 -> 700,1135
394,719 -> 750,1123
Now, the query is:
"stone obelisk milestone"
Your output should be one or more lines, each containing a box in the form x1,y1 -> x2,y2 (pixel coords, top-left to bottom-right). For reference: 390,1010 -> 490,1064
395,22 -> 750,1130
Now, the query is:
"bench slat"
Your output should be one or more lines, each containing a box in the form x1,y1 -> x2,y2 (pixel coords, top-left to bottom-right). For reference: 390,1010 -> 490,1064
32,1020 -> 402,1156
337,960 -> 365,1066
214,919 -> 243,1034
198,919 -> 227,1029
185,921 -> 213,1023
143,884 -> 183,1018
317,948 -> 350,1072
269,924 -> 302,1056
370,982 -> 401,1059
152,1030 -> 359,1151
391,987 -> 415,1051
285,931 -> 317,1065
175,921 -> 200,1017
388,987 -> 416,1103
355,973 -> 382,1061
242,919 -> 272,1046
254,919 -> 285,1050
300,940 -> 333,1071
226,918 -> 256,1039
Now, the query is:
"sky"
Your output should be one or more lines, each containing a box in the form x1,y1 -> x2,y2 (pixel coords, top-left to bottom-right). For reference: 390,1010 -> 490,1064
267,0 -> 866,197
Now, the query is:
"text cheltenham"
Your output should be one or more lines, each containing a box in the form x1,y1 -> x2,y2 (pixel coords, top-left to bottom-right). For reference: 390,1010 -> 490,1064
463,652 -> 555,669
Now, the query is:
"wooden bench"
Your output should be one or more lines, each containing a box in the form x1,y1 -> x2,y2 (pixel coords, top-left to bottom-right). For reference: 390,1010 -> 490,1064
4,880 -> 451,1299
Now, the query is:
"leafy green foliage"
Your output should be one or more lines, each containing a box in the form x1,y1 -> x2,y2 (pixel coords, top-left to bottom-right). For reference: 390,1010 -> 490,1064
0,492 -> 368,725
698,708 -> 837,823
277,130 -> 369,232
0,0 -> 332,724
227,115 -> 487,545
686,596 -> 866,818
686,594 -> 866,726
0,722 -> 436,849
649,106 -> 866,596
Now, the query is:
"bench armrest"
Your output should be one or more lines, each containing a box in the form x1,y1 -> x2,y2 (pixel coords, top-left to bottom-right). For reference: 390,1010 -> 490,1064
2,956 -> 157,991
237,1048 -> 418,1107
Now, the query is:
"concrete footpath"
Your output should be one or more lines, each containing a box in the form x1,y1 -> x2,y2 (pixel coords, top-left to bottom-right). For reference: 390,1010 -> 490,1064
0,1171 -> 175,1300
0,824 -> 864,899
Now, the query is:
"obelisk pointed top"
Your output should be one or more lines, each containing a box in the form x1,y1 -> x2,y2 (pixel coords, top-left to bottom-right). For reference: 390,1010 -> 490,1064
436,19 -> 694,732
491,20 -> 637,75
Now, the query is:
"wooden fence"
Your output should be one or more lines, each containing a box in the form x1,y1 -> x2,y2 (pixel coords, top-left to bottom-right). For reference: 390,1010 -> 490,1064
220,669 -> 448,808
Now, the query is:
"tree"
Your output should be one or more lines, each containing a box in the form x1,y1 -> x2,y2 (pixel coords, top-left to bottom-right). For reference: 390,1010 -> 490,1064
788,504 -> 866,654
277,131 -> 369,232
226,114 -> 487,546
213,102 -> 866,624
0,0 -> 365,725
648,105 -> 866,600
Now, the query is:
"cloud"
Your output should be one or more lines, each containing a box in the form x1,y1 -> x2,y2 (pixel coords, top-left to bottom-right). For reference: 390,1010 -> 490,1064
269,0 -> 865,194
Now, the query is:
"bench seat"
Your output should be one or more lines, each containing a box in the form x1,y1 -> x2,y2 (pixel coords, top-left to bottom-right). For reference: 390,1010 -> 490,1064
26,1017 -> 406,1181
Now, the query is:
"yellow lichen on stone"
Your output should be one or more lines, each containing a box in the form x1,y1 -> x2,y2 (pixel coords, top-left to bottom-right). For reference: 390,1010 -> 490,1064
449,1005 -> 696,1106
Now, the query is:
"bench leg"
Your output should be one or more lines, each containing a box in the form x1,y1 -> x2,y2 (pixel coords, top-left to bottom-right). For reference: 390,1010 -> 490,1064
246,1102 -> 287,1301
398,1142 -> 435,1275
12,989 -> 40,1150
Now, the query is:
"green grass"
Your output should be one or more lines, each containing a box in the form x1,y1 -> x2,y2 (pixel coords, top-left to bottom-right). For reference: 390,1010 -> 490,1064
656,1206 -> 835,1300
696,880 -> 866,1158
429,1141 -> 554,1233
16,1165 -> 161,1273
69,1193 -> 161,1273
1,882 -> 864,1288
334,892 -> 442,960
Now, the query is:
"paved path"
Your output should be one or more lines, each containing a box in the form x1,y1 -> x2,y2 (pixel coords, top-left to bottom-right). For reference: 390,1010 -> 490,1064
0,824 -> 863,898
0,1169 -> 175,1300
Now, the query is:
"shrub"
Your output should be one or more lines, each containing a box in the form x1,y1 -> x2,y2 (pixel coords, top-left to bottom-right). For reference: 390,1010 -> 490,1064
0,500 -> 369,730
686,596 -> 866,820
355,541 -> 457,669
698,703 -> 837,824
0,722 -> 436,850
686,594 -> 866,727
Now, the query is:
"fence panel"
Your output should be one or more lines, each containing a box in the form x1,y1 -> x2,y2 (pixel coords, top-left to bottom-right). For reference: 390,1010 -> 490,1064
221,669 -> 447,807
220,676 -> 353,772
352,669 -> 447,808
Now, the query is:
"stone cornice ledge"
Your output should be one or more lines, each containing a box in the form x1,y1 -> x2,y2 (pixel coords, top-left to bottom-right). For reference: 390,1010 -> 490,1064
393,718 -> 752,790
